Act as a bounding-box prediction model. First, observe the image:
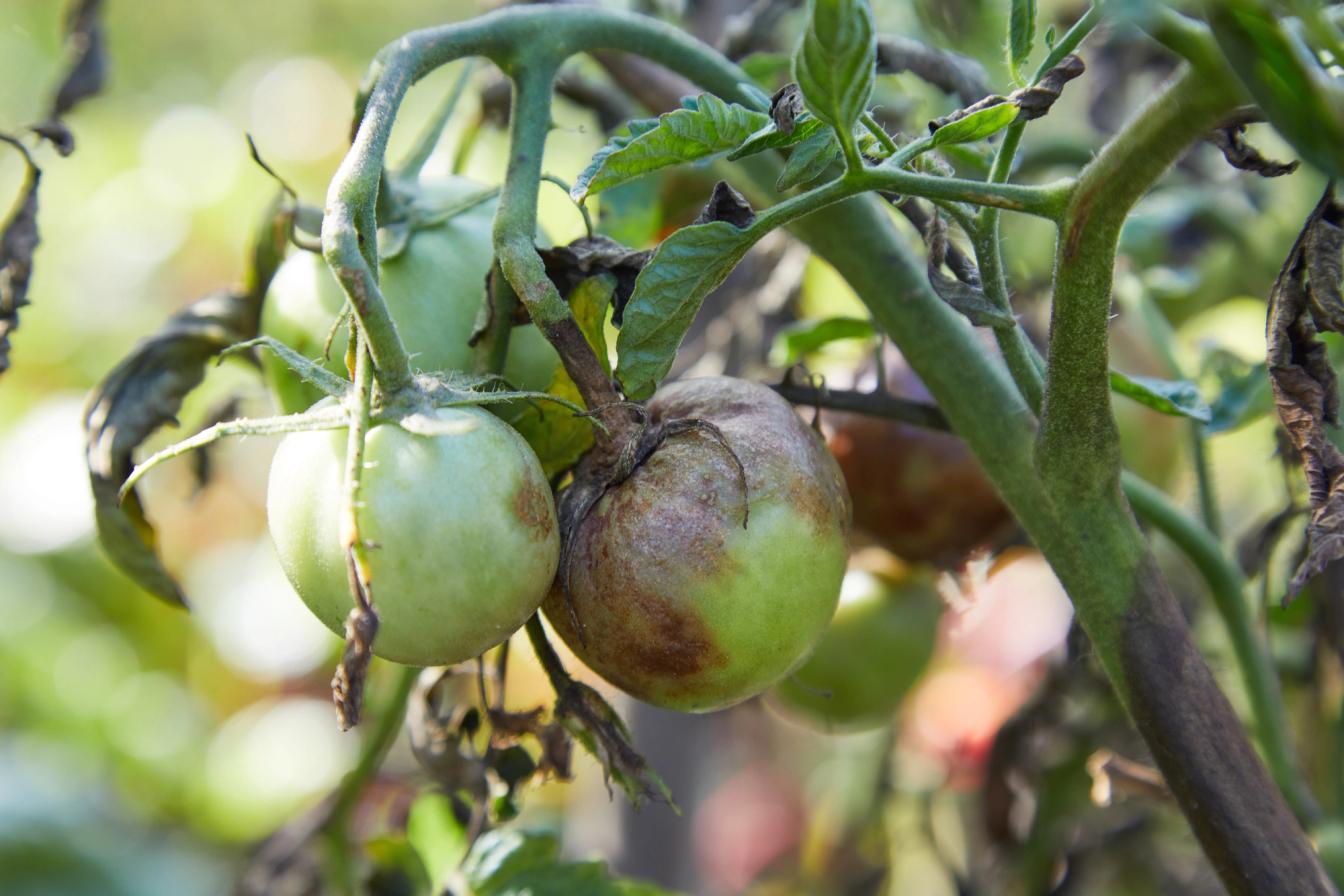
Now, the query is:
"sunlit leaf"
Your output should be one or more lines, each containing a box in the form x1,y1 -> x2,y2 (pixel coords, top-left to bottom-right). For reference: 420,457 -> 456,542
793,0 -> 877,138
572,95 -> 769,201
616,222 -> 755,399
930,100 -> 1020,147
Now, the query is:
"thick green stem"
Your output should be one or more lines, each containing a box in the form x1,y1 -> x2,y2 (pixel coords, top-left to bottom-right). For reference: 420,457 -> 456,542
1124,471 -> 1320,823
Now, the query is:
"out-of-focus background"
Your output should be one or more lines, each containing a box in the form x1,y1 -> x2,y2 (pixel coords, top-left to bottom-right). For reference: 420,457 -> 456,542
0,1 -> 1335,894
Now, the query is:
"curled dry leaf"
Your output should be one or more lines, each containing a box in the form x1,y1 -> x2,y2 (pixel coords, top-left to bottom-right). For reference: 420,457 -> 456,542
35,0 -> 108,156
1266,186 -> 1344,600
769,82 -> 804,135
1212,123 -> 1300,179
1012,54 -> 1085,122
1209,122 -> 1299,178
537,234 -> 650,326
84,289 -> 263,605
922,210 -> 1014,329
693,180 -> 756,229
0,138 -> 40,376
927,54 -> 1085,135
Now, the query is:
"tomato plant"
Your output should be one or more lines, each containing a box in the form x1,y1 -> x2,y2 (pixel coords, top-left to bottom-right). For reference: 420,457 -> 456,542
267,403 -> 559,667
45,0 -> 1344,892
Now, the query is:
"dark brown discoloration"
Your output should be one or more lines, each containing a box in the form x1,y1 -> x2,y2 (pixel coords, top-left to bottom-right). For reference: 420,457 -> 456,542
546,377 -> 848,710
1119,559 -> 1333,895
512,476 -> 555,540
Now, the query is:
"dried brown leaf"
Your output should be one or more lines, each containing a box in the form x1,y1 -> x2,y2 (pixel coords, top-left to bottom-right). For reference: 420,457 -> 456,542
0,138 -> 39,376
1209,123 -> 1299,178
1266,186 -> 1344,600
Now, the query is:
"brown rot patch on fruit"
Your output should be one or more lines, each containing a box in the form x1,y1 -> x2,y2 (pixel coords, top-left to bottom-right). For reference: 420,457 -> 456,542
513,477 -> 555,540
621,588 -> 727,682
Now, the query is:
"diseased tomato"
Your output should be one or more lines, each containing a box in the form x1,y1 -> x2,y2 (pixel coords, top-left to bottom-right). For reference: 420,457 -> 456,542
825,347 -> 1014,567
261,176 -> 558,414
770,566 -> 943,730
543,376 -> 851,712
266,404 -> 559,666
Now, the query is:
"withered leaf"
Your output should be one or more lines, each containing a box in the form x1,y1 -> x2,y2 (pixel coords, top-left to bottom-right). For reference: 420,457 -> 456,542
537,234 -> 650,326
693,180 -> 755,230
0,138 -> 40,376
1209,123 -> 1299,178
769,83 -> 804,135
554,678 -> 675,809
1266,186 -> 1344,599
1012,54 -> 1085,122
36,0 -> 108,156
84,289 -> 262,606
922,209 -> 1013,329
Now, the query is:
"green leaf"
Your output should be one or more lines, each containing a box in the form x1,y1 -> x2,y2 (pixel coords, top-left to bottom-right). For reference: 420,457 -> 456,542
508,275 -> 614,477
727,116 -> 828,161
930,101 -> 1020,147
769,316 -> 875,366
1208,0 -> 1344,177
1109,370 -> 1212,423
405,792 -> 466,892
1204,352 -> 1272,435
464,829 -> 682,896
616,222 -> 755,399
793,0 -> 877,138
776,128 -> 842,191
572,96 -> 769,201
1009,0 -> 1036,83
463,830 -> 560,893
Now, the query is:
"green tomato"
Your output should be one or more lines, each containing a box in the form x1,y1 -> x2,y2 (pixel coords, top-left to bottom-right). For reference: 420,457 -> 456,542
771,567 -> 943,730
261,176 -> 558,415
267,404 -> 559,666
543,377 -> 851,712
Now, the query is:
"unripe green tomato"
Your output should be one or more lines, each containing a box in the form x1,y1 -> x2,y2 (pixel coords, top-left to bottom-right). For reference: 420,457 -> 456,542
266,404 -> 559,666
261,176 -> 558,415
770,567 -> 943,730
544,377 -> 851,712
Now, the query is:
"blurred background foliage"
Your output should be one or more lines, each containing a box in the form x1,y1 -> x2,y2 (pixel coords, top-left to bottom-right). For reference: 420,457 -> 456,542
0,0 -> 1339,894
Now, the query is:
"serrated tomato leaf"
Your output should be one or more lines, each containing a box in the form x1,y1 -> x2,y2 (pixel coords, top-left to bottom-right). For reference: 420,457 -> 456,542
1109,370 -> 1212,423
616,222 -> 755,399
572,95 -> 769,201
793,0 -> 876,137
